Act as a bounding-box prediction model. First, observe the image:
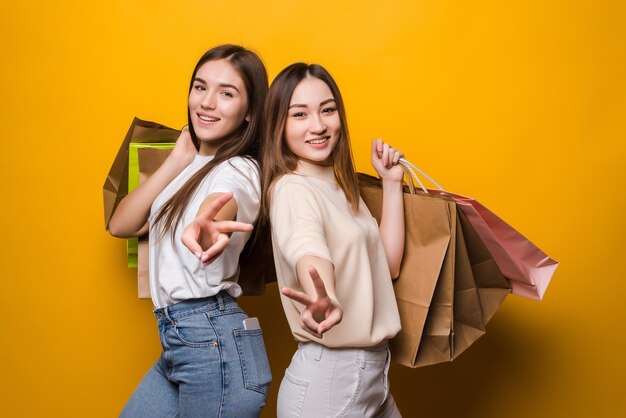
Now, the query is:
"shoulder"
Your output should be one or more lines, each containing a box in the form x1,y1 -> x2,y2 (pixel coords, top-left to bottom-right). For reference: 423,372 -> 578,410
273,175 -> 323,204
273,173 -> 315,194
272,174 -> 323,213
213,156 -> 260,178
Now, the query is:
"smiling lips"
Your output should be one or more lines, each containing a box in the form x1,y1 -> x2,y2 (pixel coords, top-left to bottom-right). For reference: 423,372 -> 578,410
197,114 -> 220,123
305,136 -> 330,146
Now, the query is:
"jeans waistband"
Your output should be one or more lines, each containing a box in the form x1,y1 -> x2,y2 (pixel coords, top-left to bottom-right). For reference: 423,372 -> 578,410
297,340 -> 389,362
153,291 -> 237,321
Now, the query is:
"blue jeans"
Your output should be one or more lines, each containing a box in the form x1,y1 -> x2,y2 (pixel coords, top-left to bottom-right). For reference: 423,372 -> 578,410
120,292 -> 271,418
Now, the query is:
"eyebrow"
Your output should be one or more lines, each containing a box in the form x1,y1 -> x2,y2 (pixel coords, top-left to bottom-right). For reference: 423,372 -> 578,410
193,77 -> 241,93
288,98 -> 336,109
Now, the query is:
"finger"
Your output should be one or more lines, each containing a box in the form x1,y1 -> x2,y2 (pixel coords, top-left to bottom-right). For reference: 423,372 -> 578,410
202,192 -> 234,221
308,266 -> 328,299
200,234 -> 230,262
371,138 -> 380,160
203,255 -> 219,266
318,309 -> 343,334
281,287 -> 314,306
300,309 -> 323,337
382,143 -> 390,168
376,138 -> 383,158
181,224 -> 203,259
392,150 -> 401,165
386,146 -> 396,168
215,220 -> 254,234
299,320 -> 322,339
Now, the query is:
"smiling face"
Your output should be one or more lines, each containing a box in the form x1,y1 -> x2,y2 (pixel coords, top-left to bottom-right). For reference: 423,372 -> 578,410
284,77 -> 341,166
188,59 -> 249,155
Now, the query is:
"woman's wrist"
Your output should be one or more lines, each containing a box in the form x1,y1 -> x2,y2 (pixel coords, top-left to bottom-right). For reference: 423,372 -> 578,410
381,178 -> 404,189
164,153 -> 192,173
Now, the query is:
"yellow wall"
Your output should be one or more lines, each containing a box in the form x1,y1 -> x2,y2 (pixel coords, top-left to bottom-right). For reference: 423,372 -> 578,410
1,1 -> 624,416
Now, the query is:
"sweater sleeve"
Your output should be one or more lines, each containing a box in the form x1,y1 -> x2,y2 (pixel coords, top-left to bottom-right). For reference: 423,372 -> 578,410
271,179 -> 333,275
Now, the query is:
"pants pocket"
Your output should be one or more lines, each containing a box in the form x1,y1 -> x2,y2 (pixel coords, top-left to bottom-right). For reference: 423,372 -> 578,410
172,312 -> 217,348
233,328 -> 272,395
331,358 -> 363,417
277,370 -> 309,418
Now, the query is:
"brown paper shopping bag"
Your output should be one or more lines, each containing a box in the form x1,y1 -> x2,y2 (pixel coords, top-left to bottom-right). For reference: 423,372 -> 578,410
405,161 -> 510,367
449,209 -> 510,362
358,172 -> 452,367
135,147 -> 174,298
103,117 -> 180,229
359,160 -> 510,368
401,159 -> 557,300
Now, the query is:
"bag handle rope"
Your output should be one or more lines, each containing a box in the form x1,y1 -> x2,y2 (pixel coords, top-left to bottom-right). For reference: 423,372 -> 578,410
398,158 -> 444,194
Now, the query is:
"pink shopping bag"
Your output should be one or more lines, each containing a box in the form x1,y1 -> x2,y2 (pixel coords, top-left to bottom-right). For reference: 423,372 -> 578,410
401,159 -> 558,301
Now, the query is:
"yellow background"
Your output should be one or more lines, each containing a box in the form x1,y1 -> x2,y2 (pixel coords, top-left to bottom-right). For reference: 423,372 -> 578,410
1,1 -> 624,417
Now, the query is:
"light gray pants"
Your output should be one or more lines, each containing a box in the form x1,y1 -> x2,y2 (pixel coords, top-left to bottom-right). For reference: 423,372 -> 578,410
277,341 -> 402,418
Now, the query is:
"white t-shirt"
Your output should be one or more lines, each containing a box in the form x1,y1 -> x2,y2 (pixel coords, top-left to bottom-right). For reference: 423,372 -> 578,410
148,154 -> 260,309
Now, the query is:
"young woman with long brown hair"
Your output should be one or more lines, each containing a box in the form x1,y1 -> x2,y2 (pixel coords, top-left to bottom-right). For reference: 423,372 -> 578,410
109,44 -> 271,417
261,63 -> 405,417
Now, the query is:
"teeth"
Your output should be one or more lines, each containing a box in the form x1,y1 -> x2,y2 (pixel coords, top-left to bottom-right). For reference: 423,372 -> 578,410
306,137 -> 328,144
199,115 -> 219,122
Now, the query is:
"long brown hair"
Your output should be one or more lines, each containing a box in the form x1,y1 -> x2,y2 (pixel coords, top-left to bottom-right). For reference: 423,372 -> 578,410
260,63 -> 360,223
153,45 -> 268,239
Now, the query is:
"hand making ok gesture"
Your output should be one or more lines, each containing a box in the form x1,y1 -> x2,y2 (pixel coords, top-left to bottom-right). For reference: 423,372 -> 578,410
281,265 -> 343,339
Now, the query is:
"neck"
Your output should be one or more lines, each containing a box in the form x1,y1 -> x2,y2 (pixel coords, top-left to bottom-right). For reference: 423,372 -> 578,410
198,141 -> 220,156
296,160 -> 336,182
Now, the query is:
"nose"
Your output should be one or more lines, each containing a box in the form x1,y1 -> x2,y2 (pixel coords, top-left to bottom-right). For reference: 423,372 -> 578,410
309,114 -> 327,134
200,91 -> 217,110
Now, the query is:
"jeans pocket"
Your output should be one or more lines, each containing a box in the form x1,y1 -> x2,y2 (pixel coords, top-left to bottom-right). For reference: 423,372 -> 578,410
233,328 -> 272,395
277,370 -> 309,418
173,312 -> 217,348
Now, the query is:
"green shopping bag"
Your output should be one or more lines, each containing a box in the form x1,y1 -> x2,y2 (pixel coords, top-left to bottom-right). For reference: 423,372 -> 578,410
127,143 -> 175,267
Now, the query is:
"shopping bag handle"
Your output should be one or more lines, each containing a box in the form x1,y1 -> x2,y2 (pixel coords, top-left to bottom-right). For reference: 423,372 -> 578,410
399,158 -> 444,194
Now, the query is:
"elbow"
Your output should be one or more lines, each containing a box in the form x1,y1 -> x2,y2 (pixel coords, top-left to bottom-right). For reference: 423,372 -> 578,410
108,220 -> 130,238
389,264 -> 401,280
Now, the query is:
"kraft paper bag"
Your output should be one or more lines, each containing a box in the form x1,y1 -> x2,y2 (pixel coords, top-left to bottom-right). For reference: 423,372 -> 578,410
358,172 -> 452,368
449,209 -> 510,361
359,160 -> 510,368
127,143 -> 176,268
103,117 -> 180,229
133,145 -> 175,298
400,160 -> 558,301
134,145 -> 275,297
409,201 -> 509,367
409,198 -> 457,367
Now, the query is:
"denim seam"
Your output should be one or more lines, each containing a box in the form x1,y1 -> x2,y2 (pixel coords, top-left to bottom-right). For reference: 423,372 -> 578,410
166,305 -> 241,321
207,313 -> 226,418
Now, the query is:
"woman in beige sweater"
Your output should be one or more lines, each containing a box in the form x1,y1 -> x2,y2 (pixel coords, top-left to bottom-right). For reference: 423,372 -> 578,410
261,63 -> 406,418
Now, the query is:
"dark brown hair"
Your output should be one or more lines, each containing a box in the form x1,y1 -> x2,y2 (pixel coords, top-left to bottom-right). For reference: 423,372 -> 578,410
153,44 -> 268,239
260,63 -> 359,223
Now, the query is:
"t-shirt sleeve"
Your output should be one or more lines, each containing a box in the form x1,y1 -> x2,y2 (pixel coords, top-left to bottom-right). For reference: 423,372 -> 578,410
271,180 -> 333,273
210,157 -> 261,225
